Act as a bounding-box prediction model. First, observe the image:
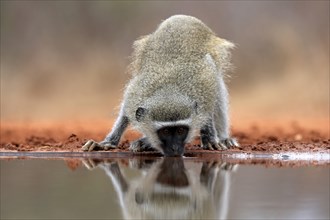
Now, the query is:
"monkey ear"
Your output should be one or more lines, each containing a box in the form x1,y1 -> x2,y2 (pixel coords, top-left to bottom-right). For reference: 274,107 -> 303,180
193,101 -> 198,114
136,107 -> 147,122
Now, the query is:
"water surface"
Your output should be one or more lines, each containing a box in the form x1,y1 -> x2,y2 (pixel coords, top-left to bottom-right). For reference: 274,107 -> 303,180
1,155 -> 329,219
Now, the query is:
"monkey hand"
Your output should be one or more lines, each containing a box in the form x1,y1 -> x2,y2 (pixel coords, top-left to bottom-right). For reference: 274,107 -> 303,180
129,137 -> 155,152
81,139 -> 117,152
202,138 -> 239,150
219,138 -> 239,150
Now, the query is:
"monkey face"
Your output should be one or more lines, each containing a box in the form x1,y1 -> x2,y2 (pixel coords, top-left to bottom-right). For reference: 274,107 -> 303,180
157,126 -> 189,156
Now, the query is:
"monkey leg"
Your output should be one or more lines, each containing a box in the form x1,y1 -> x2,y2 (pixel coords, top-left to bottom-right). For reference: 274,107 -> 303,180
129,137 -> 155,152
82,114 -> 129,151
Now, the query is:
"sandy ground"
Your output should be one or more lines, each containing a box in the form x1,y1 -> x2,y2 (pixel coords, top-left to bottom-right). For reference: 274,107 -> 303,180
1,118 -> 329,154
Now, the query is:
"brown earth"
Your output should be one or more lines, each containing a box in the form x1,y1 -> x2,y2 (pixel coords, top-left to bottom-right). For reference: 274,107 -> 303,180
1,118 -> 329,154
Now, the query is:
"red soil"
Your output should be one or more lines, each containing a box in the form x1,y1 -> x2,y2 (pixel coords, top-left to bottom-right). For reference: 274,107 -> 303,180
1,119 -> 329,153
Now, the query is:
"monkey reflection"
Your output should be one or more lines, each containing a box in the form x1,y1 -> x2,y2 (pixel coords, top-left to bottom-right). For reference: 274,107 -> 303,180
82,158 -> 237,219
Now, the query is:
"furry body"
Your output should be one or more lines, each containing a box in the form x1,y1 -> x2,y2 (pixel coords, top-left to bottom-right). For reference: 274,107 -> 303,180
82,15 -> 238,155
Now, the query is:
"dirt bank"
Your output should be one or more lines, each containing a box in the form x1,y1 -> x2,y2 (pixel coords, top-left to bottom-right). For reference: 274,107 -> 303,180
1,119 -> 329,153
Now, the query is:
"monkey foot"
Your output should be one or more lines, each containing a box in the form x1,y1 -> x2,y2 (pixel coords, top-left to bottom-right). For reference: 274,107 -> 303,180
81,139 -> 117,152
129,137 -> 155,152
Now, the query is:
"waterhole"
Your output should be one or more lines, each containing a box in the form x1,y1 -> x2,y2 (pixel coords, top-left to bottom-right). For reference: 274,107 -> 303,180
1,152 -> 329,219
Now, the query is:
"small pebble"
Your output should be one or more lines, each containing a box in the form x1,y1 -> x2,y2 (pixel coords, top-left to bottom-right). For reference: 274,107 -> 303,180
294,134 -> 302,141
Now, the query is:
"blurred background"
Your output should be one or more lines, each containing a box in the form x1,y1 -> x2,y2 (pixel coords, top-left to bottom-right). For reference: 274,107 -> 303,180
1,1 -> 329,126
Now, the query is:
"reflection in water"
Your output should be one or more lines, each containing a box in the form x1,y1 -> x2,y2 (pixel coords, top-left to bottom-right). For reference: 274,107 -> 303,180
82,158 -> 237,219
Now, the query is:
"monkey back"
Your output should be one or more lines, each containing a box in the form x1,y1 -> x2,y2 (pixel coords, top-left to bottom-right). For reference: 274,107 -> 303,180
124,15 -> 233,127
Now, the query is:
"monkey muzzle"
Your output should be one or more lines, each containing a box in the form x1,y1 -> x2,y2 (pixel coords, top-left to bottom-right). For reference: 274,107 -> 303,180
162,144 -> 185,157
157,125 -> 189,157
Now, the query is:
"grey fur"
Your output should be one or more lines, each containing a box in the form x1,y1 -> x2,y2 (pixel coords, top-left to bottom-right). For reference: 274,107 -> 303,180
103,108 -> 129,145
82,15 -> 239,154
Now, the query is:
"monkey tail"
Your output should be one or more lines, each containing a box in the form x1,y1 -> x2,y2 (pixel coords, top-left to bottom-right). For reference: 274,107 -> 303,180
207,36 -> 235,77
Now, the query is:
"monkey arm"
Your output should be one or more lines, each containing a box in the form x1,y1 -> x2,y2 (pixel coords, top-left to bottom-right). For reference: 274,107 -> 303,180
82,107 -> 130,151
212,74 -> 239,149
103,114 -> 129,145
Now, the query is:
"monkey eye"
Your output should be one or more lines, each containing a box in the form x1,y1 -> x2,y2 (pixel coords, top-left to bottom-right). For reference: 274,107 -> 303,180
160,128 -> 170,136
176,127 -> 187,135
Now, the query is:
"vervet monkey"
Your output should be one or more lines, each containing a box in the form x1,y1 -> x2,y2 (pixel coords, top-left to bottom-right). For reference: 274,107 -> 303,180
82,15 -> 238,156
